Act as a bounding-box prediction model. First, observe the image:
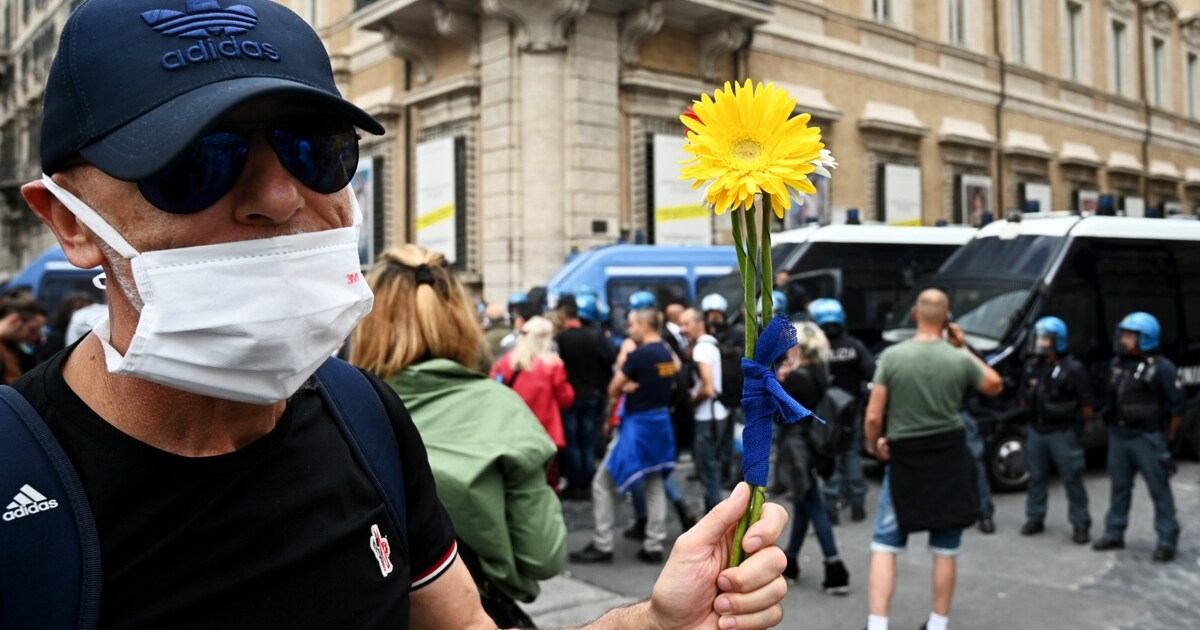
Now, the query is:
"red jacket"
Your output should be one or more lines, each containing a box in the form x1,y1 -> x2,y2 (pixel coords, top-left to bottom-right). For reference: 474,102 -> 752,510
490,356 -> 574,448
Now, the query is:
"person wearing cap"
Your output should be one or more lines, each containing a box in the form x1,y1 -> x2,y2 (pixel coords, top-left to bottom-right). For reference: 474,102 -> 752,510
1018,317 -> 1095,545
498,291 -> 535,357
1093,312 -> 1184,562
11,1 -> 789,628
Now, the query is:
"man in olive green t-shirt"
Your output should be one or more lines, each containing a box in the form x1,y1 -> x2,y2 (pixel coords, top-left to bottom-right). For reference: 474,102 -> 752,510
862,289 -> 1002,630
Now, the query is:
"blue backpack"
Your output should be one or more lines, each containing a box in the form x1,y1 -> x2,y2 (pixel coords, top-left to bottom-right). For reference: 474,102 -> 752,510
0,358 -> 407,630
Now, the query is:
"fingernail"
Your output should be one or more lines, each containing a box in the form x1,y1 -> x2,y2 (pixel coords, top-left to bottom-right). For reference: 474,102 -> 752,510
718,576 -> 733,591
715,598 -> 732,613
720,617 -> 737,629
744,537 -> 763,553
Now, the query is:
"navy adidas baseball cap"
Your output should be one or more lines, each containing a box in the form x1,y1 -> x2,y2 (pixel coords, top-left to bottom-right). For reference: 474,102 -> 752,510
40,0 -> 385,180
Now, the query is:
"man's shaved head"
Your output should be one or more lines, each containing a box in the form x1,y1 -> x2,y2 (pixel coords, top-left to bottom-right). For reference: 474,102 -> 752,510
914,289 -> 950,327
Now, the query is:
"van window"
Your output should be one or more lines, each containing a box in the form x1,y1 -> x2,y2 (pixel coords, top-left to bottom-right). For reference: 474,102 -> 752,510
794,242 -> 962,343
1174,241 -> 1200,352
944,234 -> 1060,276
607,279 -> 688,337
1053,238 -> 1182,356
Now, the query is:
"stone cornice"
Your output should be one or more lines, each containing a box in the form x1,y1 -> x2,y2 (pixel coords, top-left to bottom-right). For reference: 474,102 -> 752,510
433,2 -> 481,67
378,21 -> 435,85
1143,0 -> 1178,33
620,1 -> 664,65
698,21 -> 750,81
481,0 -> 589,52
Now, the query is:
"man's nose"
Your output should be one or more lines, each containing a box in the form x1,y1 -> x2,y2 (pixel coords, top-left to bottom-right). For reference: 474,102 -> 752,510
230,136 -> 303,226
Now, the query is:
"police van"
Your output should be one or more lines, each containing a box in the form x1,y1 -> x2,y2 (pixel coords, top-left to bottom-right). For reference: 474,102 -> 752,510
1,245 -> 104,315
882,213 -> 1200,489
706,224 -> 976,348
544,244 -> 736,337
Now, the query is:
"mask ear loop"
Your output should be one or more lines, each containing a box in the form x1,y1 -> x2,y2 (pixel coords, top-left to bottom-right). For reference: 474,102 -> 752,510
41,174 -> 140,259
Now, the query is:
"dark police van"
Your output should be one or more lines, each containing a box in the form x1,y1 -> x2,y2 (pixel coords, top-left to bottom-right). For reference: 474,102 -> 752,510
709,224 -> 976,348
883,214 -> 1200,490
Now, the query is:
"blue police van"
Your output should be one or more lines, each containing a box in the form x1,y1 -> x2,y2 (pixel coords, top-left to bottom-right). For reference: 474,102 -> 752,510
883,213 -> 1200,489
544,244 -> 736,337
2,246 -> 104,315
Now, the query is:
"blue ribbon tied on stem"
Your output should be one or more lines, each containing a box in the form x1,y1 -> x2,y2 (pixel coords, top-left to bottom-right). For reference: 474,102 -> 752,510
740,314 -> 819,487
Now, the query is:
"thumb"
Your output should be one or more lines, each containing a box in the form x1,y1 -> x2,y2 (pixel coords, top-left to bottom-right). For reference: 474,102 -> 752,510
686,482 -> 750,542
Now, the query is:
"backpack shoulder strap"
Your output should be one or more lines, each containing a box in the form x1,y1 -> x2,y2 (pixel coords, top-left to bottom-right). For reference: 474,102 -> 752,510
0,385 -> 101,630
313,360 -> 408,547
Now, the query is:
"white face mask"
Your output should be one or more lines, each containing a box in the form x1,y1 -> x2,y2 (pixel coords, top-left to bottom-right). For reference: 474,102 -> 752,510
42,174 -> 374,405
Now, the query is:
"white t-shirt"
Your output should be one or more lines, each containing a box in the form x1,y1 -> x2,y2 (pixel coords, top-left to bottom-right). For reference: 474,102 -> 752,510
691,335 -> 729,421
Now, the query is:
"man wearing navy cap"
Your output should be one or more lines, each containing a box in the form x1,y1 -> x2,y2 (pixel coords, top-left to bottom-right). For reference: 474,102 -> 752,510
6,1 -> 788,628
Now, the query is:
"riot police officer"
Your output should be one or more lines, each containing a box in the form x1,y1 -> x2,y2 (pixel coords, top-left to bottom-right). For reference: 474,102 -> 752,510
808,298 -> 875,524
1019,317 -> 1095,544
1093,312 -> 1185,562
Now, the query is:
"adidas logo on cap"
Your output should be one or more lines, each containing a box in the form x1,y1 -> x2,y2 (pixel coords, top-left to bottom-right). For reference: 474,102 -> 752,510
3,484 -> 60,522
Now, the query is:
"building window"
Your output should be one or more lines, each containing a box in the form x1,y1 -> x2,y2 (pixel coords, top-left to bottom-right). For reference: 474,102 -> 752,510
1151,37 -> 1165,108
1011,0 -> 1029,65
1112,20 -> 1128,96
1066,1 -> 1083,81
949,0 -> 966,46
873,0 -> 892,24
1188,52 -> 1198,118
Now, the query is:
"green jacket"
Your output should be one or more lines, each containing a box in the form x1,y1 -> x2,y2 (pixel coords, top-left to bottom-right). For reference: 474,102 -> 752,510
387,359 -> 565,602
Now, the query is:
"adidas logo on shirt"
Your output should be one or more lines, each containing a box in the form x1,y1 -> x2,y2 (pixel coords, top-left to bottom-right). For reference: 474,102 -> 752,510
3,484 -> 59,522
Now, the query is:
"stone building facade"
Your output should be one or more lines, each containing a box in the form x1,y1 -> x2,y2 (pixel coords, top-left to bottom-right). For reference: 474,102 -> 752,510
4,0 -> 1200,300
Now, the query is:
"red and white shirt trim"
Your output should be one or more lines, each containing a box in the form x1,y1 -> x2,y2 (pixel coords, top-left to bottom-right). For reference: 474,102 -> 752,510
409,540 -> 458,590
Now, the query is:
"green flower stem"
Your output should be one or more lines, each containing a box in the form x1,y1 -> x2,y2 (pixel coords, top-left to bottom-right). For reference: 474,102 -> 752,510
729,197 -> 777,569
729,485 -> 767,567
742,205 -> 760,356
760,197 -> 774,321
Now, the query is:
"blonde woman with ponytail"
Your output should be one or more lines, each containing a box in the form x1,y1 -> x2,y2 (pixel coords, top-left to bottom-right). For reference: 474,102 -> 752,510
350,245 -> 564,627
490,316 -> 575,489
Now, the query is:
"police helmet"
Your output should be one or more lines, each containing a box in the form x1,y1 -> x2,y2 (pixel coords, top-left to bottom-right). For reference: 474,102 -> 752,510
575,294 -> 601,323
808,298 -> 846,327
1031,316 -> 1069,355
508,291 -> 528,306
700,293 -> 729,314
575,284 -> 598,299
771,290 -> 788,315
1116,312 -> 1161,353
629,290 -> 658,310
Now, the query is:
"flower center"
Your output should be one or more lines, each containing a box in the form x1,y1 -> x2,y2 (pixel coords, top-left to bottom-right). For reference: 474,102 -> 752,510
732,140 -> 762,166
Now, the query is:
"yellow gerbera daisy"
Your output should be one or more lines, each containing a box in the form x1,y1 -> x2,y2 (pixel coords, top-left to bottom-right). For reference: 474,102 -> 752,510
680,79 -> 827,217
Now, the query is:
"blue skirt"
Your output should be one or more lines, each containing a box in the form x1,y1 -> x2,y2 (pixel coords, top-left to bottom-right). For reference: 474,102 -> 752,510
607,407 -> 676,493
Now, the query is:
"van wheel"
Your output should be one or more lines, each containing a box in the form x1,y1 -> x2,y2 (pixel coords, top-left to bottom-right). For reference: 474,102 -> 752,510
986,425 -> 1029,492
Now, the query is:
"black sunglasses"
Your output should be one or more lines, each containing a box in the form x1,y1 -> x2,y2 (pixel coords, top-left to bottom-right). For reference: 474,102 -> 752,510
138,119 -> 360,214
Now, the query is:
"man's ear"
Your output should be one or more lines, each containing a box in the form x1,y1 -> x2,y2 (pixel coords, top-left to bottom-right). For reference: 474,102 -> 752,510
21,179 -> 106,270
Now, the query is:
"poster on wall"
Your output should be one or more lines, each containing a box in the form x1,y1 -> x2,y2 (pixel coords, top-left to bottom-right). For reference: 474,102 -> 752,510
1020,182 -> 1052,214
880,163 -> 922,226
958,175 -> 992,225
415,137 -> 458,263
1075,189 -> 1100,214
351,159 -> 375,267
1123,196 -> 1145,217
652,134 -> 713,245
782,176 -> 831,229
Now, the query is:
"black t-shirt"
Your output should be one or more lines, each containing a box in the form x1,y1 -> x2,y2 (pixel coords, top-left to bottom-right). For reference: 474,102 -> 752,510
13,348 -> 458,629
622,342 -> 677,413
782,364 -> 829,412
556,324 -> 615,399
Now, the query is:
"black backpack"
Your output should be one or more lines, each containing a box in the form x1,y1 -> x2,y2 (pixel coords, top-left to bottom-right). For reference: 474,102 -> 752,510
808,385 -> 858,459
716,342 -> 744,410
